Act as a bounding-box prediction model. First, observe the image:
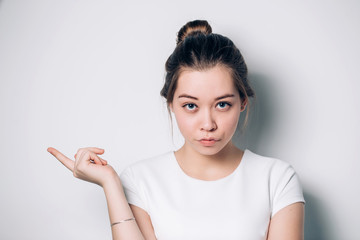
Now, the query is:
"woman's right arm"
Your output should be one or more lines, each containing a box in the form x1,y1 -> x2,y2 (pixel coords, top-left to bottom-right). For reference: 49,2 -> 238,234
47,147 -> 155,240
103,172 -> 145,239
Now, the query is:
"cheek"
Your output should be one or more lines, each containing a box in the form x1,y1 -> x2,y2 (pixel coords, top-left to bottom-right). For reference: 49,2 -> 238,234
173,111 -> 196,135
222,110 -> 241,133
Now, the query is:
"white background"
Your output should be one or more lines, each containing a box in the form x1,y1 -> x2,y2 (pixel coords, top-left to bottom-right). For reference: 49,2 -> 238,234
0,0 -> 359,239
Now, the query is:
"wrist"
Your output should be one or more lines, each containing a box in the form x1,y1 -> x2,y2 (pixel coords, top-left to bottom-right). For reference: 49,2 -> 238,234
102,172 -> 129,206
102,171 -> 122,189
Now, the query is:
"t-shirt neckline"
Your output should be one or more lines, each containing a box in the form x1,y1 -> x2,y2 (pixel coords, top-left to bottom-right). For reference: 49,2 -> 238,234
170,149 -> 248,183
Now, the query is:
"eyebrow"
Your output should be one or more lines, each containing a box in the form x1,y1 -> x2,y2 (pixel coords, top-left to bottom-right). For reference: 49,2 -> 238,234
178,94 -> 235,101
178,94 -> 198,100
215,94 -> 235,100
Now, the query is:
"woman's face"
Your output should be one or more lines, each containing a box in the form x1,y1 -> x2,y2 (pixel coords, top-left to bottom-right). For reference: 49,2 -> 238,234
171,65 -> 245,156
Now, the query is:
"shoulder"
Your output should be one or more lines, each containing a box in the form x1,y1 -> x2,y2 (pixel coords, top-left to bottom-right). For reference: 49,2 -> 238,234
118,152 -> 174,213
244,150 -> 305,216
119,151 -> 174,180
243,149 -> 295,176
243,150 -> 301,194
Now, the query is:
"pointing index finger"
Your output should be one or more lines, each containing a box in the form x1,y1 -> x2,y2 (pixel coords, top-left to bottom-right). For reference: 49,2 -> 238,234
47,147 -> 75,172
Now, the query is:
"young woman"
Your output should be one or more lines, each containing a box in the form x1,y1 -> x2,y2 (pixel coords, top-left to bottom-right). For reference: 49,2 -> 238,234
48,20 -> 305,240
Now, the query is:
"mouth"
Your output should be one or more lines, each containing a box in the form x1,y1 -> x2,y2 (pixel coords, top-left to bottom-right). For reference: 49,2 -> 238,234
198,138 -> 220,146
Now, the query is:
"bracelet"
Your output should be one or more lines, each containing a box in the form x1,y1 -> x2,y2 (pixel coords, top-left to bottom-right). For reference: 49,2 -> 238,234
111,217 -> 136,227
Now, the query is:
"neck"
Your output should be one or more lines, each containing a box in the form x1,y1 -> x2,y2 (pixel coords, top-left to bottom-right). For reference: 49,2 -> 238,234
186,142 -> 236,162
175,141 -> 244,180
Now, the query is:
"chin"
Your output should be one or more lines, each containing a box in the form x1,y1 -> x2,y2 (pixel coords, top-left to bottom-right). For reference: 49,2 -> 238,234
189,138 -> 236,156
192,145 -> 226,156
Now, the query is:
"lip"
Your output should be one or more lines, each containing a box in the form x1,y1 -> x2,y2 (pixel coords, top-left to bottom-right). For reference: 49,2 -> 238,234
198,138 -> 220,146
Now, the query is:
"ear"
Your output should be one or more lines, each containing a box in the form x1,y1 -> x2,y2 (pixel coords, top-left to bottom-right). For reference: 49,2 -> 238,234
240,98 -> 248,112
169,103 -> 174,112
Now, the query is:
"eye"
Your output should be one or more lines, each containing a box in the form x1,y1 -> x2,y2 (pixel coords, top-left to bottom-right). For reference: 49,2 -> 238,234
216,102 -> 232,110
183,103 -> 198,111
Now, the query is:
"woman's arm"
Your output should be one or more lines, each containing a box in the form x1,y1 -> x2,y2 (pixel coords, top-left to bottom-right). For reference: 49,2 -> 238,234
103,173 -> 145,240
129,205 -> 157,239
48,147 -> 150,240
267,202 -> 305,240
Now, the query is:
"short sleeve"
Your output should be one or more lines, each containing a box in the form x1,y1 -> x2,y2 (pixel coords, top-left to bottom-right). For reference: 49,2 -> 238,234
119,167 -> 148,212
271,163 -> 305,217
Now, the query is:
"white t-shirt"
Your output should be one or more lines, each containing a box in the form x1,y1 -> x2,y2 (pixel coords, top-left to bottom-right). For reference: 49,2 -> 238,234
120,149 -> 305,240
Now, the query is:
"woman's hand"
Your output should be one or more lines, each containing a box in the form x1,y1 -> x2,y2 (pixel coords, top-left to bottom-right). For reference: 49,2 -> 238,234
47,147 -> 117,187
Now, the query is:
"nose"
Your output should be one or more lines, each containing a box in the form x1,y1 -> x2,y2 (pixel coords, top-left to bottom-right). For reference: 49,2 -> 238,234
200,109 -> 217,132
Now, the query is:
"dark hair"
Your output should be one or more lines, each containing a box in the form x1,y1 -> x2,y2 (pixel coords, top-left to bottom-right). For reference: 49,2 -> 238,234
160,20 -> 255,124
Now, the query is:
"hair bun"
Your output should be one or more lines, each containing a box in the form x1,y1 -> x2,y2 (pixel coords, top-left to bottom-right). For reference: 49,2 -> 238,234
176,20 -> 212,45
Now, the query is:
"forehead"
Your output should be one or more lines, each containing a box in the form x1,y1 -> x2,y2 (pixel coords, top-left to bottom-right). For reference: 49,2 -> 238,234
175,65 -> 238,97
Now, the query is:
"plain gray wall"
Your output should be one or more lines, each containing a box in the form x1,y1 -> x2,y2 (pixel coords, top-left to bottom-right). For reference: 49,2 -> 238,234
1,0 -> 359,239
